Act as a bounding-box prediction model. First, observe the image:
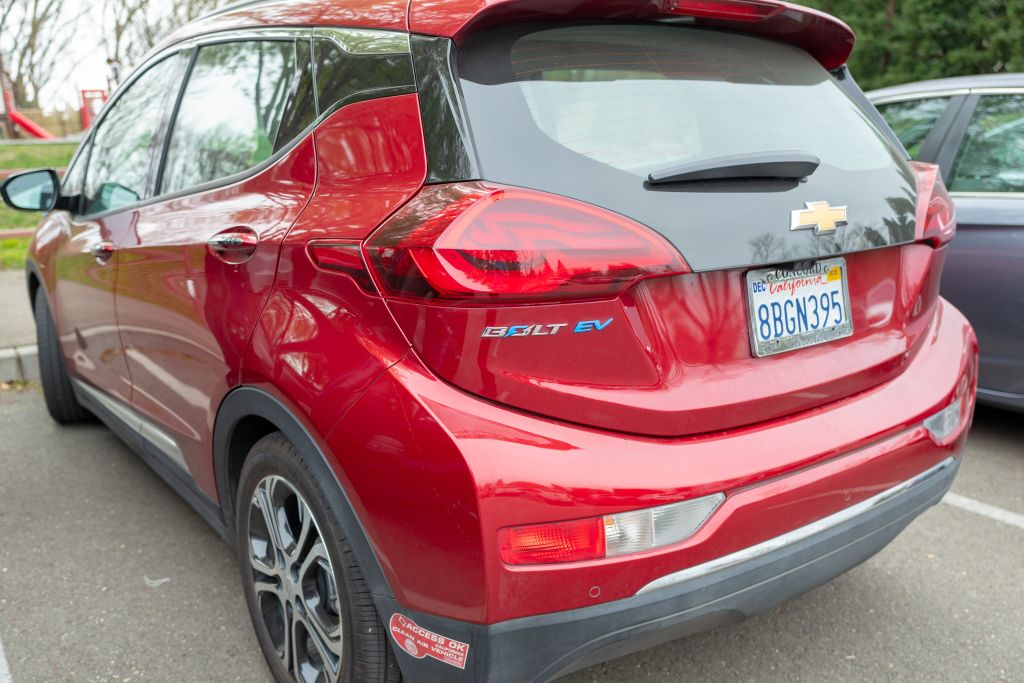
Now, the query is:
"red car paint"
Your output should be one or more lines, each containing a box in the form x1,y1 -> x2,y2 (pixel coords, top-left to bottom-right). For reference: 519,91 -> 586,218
22,0 -> 978,677
331,298 -> 975,622
389,243 -> 946,437
409,0 -> 855,69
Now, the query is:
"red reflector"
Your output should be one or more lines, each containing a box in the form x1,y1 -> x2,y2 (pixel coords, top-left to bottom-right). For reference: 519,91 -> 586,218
662,0 -> 785,22
365,183 -> 689,302
911,161 -> 956,246
498,518 -> 606,565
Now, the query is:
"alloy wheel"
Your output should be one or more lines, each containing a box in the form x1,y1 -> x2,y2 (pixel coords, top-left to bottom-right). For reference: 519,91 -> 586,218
248,475 -> 344,683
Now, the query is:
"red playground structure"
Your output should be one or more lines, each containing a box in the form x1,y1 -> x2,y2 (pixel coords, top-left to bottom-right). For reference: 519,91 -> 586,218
0,56 -> 56,140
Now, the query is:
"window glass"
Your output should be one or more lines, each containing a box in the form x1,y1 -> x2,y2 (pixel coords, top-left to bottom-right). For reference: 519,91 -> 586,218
83,57 -> 181,215
950,94 -> 1024,193
161,40 -> 312,194
61,140 -> 90,197
875,97 -> 950,158
459,25 -> 894,179
314,38 -> 414,114
277,38 -> 317,144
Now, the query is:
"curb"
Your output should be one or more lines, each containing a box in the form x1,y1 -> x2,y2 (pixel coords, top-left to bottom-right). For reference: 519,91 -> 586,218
0,344 -> 40,383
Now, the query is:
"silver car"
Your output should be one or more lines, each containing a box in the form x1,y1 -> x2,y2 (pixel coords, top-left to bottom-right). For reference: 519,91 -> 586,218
871,74 -> 1024,412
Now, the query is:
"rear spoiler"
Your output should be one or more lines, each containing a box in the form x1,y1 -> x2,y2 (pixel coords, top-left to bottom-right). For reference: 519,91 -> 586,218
410,0 -> 855,70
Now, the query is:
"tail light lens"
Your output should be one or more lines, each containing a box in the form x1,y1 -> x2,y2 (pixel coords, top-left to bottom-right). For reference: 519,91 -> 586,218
661,0 -> 785,22
499,518 -> 606,565
924,353 -> 977,447
499,494 -> 725,566
364,183 -> 689,302
911,161 -> 956,246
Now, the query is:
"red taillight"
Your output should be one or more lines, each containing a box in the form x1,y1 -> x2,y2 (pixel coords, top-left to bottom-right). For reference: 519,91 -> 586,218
911,161 -> 956,246
661,0 -> 785,22
364,183 -> 689,302
498,518 -> 606,565
498,495 -> 725,566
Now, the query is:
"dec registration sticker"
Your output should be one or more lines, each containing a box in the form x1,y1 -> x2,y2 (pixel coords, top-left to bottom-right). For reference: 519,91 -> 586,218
745,257 -> 853,358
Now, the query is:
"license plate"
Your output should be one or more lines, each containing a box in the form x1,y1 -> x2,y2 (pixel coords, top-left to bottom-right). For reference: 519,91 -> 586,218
746,258 -> 853,357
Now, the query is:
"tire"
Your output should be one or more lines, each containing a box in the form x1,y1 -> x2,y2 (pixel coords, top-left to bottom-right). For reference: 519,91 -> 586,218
237,433 -> 402,683
34,288 -> 90,424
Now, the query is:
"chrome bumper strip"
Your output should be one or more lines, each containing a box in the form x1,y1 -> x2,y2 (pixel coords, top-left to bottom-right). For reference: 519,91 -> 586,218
636,457 -> 955,596
74,379 -> 190,475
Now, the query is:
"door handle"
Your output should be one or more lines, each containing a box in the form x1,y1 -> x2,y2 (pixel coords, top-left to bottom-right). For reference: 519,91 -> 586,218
208,227 -> 259,264
90,241 -> 115,264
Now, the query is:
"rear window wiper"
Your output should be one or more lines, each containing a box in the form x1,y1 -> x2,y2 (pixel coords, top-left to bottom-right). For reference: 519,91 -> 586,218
647,151 -> 820,185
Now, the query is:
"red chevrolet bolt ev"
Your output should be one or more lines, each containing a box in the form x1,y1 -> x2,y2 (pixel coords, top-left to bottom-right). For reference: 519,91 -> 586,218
1,0 -> 978,681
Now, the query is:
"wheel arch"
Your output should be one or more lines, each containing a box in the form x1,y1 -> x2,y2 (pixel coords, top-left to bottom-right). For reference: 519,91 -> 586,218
213,386 -> 395,600
26,259 -> 43,313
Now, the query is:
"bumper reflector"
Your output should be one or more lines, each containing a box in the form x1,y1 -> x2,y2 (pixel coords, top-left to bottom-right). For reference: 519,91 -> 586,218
500,494 -> 725,566
607,495 -> 726,557
924,361 -> 975,447
923,400 -> 961,444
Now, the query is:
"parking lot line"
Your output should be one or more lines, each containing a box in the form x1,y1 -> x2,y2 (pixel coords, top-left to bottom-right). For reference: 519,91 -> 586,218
0,631 -> 12,683
943,492 -> 1024,531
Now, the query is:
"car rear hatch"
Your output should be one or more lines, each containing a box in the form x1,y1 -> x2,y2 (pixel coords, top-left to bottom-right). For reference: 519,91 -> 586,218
361,6 -> 953,437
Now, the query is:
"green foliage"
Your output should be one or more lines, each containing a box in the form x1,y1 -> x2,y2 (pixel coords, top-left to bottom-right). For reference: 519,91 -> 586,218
0,143 -> 77,170
0,236 -> 32,270
795,0 -> 1024,90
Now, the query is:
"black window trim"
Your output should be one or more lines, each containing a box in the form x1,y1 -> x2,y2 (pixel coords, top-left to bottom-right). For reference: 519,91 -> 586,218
76,52 -> 190,218
74,25 -> 414,221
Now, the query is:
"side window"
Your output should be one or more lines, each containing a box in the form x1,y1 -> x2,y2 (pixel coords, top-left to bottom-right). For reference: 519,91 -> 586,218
313,36 -> 415,115
875,97 -> 951,158
950,94 -> 1024,193
160,40 -> 315,195
61,139 -> 91,198
83,56 -> 184,215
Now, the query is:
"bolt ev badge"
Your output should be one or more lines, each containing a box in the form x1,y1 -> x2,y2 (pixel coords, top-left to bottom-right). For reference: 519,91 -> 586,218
790,201 -> 848,235
482,319 -> 614,338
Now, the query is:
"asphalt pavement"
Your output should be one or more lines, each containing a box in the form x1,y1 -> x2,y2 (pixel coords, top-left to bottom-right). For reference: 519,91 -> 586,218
0,386 -> 1021,683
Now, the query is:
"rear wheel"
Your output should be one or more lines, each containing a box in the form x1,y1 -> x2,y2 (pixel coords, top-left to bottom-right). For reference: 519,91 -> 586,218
237,433 -> 402,683
34,288 -> 90,424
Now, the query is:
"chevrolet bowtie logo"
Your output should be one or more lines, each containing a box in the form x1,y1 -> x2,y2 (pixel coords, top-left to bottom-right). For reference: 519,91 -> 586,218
790,201 -> 848,235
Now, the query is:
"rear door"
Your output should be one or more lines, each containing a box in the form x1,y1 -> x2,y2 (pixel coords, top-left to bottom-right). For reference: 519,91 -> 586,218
392,24 -> 946,437
454,24 -> 917,271
113,36 -> 317,492
937,92 -> 1024,400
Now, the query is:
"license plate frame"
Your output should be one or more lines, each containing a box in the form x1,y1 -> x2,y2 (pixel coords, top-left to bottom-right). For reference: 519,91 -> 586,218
745,257 -> 854,358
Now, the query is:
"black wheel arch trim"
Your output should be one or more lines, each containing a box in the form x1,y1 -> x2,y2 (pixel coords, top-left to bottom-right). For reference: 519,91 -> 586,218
213,385 -> 395,600
25,258 -> 44,311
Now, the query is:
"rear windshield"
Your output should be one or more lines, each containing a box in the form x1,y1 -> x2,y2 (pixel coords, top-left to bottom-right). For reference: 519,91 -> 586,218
457,24 -> 895,181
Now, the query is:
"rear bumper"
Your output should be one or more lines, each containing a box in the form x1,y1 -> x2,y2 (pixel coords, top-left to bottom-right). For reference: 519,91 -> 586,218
384,456 -> 959,682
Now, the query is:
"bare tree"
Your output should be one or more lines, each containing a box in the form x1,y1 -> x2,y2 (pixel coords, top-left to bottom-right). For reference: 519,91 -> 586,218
0,0 -> 80,108
103,0 -> 228,67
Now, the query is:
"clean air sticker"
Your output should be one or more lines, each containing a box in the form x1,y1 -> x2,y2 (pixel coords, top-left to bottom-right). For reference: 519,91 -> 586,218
389,614 -> 470,670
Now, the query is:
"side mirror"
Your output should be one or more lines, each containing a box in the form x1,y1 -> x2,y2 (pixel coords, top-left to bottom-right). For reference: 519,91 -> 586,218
0,169 -> 61,213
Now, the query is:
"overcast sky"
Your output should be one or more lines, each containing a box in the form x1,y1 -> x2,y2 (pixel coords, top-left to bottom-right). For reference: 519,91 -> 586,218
37,0 -> 183,111
36,0 -> 109,110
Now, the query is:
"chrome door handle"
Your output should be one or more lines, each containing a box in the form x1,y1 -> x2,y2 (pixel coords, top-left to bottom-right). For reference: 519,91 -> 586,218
208,227 -> 259,264
90,241 -> 115,264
